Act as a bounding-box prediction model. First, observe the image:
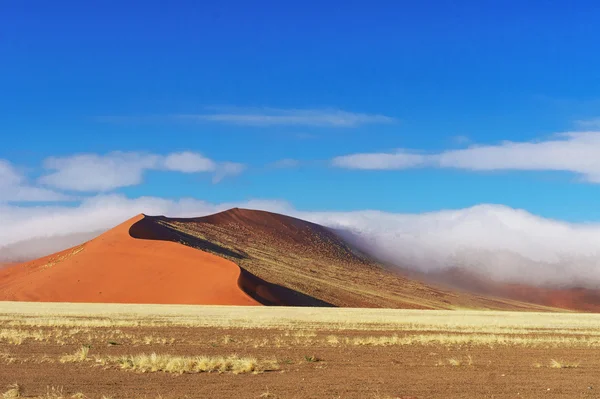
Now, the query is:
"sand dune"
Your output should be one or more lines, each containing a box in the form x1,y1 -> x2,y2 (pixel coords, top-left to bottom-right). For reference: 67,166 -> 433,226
2,208 -> 598,311
0,214 -> 258,305
140,208 -> 562,311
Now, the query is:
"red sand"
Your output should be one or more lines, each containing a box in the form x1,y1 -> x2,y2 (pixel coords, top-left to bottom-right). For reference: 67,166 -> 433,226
0,215 -> 259,305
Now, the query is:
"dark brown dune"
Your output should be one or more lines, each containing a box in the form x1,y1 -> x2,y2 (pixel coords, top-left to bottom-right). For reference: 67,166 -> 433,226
137,208 -> 561,310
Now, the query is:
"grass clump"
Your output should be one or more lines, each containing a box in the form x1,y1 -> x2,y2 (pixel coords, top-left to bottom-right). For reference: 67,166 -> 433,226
101,353 -> 278,374
550,359 -> 579,369
59,346 -> 90,363
2,384 -> 20,399
437,355 -> 473,367
447,358 -> 462,366
304,355 -> 321,363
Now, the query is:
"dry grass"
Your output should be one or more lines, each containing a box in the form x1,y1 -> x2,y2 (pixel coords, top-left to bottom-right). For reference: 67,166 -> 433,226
549,359 -> 580,369
1,302 -> 594,332
59,346 -> 89,363
0,326 -> 174,348
3,303 -> 600,353
2,384 -> 20,399
258,387 -> 276,398
436,355 -> 473,367
0,329 -> 50,345
320,332 -> 600,348
0,352 -> 17,364
95,353 -> 278,374
2,384 -> 121,399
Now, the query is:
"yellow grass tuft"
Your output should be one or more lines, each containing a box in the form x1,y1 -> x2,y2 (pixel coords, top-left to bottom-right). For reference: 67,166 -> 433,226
2,384 -> 20,399
447,358 -> 462,366
98,353 -> 278,374
550,359 -> 579,369
0,329 -> 50,345
258,387 -> 276,398
326,335 -> 339,345
437,355 -> 473,367
60,346 -> 89,363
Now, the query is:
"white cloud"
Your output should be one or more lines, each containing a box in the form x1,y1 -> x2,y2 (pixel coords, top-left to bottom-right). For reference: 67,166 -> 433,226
163,152 -> 216,173
0,160 -> 23,187
176,107 -> 397,127
332,152 -> 427,170
40,152 -> 161,192
575,118 -> 600,129
212,162 -> 246,183
3,196 -> 600,288
0,159 -> 71,202
332,131 -> 600,182
39,151 -> 244,192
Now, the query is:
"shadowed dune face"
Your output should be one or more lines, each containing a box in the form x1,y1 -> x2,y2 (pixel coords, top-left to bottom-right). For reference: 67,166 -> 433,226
0,214 -> 259,305
129,215 -> 333,307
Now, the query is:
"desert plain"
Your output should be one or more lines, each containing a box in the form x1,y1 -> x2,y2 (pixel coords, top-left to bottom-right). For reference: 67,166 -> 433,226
2,302 -> 600,399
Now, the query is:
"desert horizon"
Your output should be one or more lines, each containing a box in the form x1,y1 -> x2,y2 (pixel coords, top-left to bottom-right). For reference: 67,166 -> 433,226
4,1 -> 599,397
4,207 -> 599,313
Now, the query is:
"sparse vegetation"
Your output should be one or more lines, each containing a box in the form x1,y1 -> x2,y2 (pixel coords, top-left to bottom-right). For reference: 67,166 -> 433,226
4,303 -> 600,336
2,384 -> 20,399
97,353 -> 278,374
304,355 -> 321,363
447,358 -> 462,366
2,303 -> 600,398
436,355 -> 473,367
258,387 -> 276,398
550,359 -> 580,369
60,346 -> 89,363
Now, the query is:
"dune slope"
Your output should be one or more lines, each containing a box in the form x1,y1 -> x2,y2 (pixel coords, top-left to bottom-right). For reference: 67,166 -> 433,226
144,208 -> 560,310
0,215 -> 259,305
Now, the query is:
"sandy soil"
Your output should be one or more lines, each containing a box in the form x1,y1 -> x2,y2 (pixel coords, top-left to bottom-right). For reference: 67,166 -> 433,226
0,215 -> 258,305
2,324 -> 600,399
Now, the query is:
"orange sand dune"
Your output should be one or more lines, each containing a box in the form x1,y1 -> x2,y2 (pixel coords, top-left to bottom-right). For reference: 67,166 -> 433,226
0,215 -> 259,305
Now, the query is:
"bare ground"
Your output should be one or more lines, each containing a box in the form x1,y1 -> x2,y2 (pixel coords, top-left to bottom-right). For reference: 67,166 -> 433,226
3,324 -> 600,399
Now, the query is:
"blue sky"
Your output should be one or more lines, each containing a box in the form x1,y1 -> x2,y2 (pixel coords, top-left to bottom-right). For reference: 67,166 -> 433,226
3,0 -> 600,222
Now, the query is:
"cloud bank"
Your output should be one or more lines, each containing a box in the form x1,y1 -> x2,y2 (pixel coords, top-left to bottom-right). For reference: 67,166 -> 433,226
2,195 -> 600,289
332,132 -> 600,183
